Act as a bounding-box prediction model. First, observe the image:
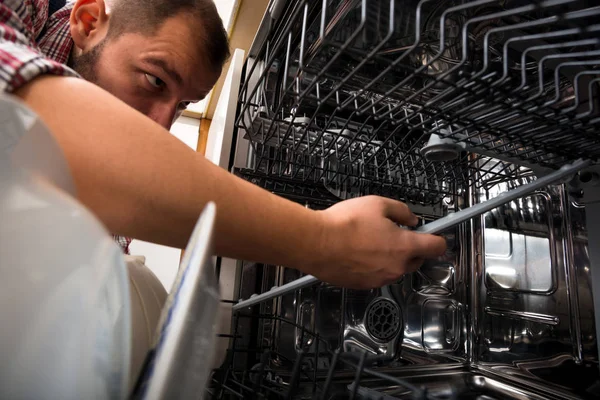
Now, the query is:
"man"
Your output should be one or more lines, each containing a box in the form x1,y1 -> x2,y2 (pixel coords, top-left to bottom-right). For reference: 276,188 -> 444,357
0,0 -> 446,289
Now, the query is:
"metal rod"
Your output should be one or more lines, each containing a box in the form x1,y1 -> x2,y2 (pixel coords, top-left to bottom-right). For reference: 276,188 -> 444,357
320,349 -> 340,400
419,159 -> 590,233
232,159 -> 590,311
233,274 -> 319,311
286,350 -> 305,399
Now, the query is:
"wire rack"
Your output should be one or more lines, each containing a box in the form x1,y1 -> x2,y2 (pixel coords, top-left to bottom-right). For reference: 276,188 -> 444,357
236,0 -> 600,206
216,0 -> 600,397
208,300 -> 457,400
237,141 -> 533,206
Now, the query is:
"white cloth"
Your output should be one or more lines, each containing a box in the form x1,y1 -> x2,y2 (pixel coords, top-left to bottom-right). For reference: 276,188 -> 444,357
125,255 -> 167,393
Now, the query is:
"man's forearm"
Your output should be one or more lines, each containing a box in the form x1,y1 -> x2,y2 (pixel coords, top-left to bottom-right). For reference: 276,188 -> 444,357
15,76 -> 325,272
15,75 -> 448,290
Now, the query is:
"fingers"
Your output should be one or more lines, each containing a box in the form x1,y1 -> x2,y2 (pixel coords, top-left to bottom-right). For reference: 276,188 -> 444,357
377,198 -> 446,269
380,198 -> 418,226
405,232 -> 447,259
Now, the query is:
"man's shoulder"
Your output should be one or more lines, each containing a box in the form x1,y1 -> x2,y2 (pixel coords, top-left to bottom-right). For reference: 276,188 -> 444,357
36,0 -> 74,64
1,0 -> 72,44
0,0 -> 77,93
2,0 -> 51,41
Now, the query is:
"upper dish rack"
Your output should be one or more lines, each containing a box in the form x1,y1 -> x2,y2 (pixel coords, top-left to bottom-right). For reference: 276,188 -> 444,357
236,142 -> 532,207
235,0 -> 600,205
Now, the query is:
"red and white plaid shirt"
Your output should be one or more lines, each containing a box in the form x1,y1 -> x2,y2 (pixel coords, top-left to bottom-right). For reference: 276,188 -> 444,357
0,0 -> 132,253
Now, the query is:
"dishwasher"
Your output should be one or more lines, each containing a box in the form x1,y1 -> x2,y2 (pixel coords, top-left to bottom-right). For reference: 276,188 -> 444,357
203,0 -> 600,398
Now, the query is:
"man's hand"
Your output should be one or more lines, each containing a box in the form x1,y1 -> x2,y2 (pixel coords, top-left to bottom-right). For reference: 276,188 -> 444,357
311,196 -> 447,289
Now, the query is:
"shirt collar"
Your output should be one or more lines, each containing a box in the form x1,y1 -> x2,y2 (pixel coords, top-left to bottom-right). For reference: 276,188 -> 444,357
37,3 -> 74,65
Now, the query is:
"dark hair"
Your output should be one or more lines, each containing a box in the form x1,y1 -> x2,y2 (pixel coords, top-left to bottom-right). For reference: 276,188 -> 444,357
108,0 -> 230,73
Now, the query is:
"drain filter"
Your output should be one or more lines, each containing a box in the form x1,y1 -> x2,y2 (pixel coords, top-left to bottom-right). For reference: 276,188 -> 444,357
365,298 -> 402,342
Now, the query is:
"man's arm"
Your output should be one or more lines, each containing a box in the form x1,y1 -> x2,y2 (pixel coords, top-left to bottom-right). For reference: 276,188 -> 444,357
16,75 -> 446,289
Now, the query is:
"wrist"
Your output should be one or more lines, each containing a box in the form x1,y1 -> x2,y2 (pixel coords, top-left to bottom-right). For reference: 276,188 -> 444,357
298,209 -> 334,276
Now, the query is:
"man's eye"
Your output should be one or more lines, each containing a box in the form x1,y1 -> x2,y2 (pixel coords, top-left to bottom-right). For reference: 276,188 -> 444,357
145,73 -> 165,89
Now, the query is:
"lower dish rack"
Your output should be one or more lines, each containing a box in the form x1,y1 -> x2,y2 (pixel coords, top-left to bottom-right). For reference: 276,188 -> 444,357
208,179 -> 599,399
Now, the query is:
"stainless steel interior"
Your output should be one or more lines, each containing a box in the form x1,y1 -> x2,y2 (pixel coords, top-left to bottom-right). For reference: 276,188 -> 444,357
208,0 -> 600,398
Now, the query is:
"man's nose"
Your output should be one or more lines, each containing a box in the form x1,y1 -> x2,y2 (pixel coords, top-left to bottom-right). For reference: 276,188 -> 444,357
148,102 -> 177,130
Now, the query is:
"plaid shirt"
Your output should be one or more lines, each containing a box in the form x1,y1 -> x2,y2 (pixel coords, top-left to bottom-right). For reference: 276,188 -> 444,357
0,0 -> 132,254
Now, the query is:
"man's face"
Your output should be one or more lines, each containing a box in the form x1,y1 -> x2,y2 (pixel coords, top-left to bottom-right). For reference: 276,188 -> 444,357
71,14 -> 219,129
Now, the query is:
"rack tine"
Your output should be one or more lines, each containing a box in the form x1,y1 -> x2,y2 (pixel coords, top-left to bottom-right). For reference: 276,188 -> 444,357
320,349 -> 341,400
251,351 -> 270,394
286,350 -> 306,399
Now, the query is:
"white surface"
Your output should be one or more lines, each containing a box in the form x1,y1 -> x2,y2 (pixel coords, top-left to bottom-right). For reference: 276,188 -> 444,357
129,116 -> 200,292
186,98 -> 208,115
205,48 -> 245,168
126,255 -> 167,392
128,241 -> 181,292
185,0 -> 240,117
214,0 -> 238,32
0,94 -> 130,399
171,116 -> 200,149
203,48 -> 246,369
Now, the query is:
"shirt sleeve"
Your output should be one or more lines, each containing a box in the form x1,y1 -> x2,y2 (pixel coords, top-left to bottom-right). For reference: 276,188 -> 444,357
0,0 -> 78,93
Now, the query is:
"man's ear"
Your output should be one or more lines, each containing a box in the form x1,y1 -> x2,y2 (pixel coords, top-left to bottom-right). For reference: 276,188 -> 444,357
70,0 -> 110,51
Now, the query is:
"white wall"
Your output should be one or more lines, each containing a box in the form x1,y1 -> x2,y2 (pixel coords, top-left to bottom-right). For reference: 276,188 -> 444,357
185,0 -> 239,117
214,0 -> 237,32
129,116 -> 200,291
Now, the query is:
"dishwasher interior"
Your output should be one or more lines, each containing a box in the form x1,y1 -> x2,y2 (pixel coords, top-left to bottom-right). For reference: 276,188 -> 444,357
208,0 -> 600,398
